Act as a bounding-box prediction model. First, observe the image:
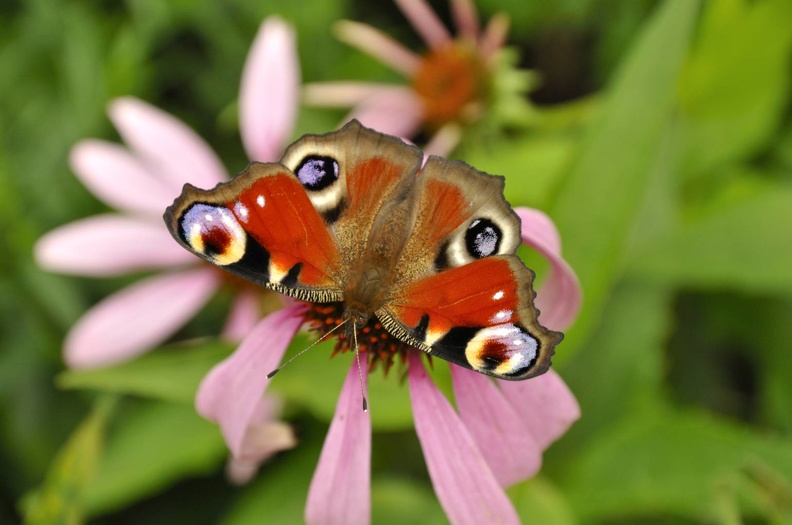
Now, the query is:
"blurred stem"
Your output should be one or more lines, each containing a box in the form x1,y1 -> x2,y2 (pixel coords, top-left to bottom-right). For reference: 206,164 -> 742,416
20,395 -> 118,525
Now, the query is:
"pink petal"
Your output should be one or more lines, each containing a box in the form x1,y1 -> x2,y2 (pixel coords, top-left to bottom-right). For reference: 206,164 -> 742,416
450,0 -> 480,41
450,365 -> 542,487
393,0 -> 452,50
423,123 -> 462,158
227,420 -> 296,485
344,87 -> 424,139
408,353 -> 520,525
109,97 -> 227,191
498,370 -> 580,450
65,268 -> 220,368
222,289 -> 262,341
35,215 -> 196,277
196,304 -> 305,456
70,140 -> 176,217
239,17 -> 300,163
479,12 -> 510,60
228,397 -> 296,485
516,207 -> 581,331
305,358 -> 371,525
303,82 -> 407,106
334,20 -> 420,77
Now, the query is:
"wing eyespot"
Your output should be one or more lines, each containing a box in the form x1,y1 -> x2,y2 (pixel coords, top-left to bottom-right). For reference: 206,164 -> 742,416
465,218 -> 502,259
295,155 -> 339,191
179,203 -> 246,266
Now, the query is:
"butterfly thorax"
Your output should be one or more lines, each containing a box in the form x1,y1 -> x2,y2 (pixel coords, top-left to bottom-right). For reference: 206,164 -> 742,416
342,179 -> 418,322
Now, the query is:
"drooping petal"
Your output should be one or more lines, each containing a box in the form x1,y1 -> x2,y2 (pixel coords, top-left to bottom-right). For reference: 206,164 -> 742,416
334,20 -> 420,77
196,304 -> 305,456
70,140 -> 176,217
498,370 -> 580,450
408,353 -> 519,525
305,357 -> 371,525
450,0 -> 480,41
64,268 -> 220,368
222,289 -> 262,341
393,0 -> 452,50
344,87 -> 423,138
240,17 -> 300,163
227,420 -> 295,485
450,365 -> 541,487
35,215 -> 195,277
227,396 -> 296,485
109,97 -> 227,191
515,207 -> 581,331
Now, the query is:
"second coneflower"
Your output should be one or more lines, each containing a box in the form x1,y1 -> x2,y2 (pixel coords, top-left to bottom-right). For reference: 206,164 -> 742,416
304,0 -> 537,156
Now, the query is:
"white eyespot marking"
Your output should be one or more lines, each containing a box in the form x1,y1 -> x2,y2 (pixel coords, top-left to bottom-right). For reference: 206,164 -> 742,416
234,201 -> 250,222
181,204 -> 246,266
465,324 -> 538,377
491,309 -> 513,323
492,290 -> 505,301
256,195 -> 265,207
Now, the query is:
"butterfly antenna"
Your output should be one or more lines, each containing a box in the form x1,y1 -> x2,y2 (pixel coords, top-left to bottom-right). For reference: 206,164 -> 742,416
352,320 -> 369,412
267,319 -> 348,379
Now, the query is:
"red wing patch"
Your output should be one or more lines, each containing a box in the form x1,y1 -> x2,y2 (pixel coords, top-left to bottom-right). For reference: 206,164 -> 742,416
232,172 -> 341,288
382,256 -> 560,380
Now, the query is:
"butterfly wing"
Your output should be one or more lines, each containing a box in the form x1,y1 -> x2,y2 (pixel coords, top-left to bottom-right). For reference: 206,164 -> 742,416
164,163 -> 345,301
378,157 -> 561,380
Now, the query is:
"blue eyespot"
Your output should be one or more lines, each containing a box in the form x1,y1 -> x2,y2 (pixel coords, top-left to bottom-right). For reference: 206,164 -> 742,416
295,155 -> 339,191
465,218 -> 501,259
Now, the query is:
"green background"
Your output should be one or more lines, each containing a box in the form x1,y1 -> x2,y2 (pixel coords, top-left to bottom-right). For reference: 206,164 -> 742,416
2,0 -> 792,523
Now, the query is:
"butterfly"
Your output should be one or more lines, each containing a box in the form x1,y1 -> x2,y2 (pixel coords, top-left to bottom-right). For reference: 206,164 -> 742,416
164,120 -> 562,380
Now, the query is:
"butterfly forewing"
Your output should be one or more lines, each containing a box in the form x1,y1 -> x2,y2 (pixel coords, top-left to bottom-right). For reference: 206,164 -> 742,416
164,163 -> 344,302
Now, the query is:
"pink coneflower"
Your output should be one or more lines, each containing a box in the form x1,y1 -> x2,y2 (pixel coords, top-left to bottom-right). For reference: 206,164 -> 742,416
34,17 -> 300,369
304,0 -> 533,157
196,207 -> 581,524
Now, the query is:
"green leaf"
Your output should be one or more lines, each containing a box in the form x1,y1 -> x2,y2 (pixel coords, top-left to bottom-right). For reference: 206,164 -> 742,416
371,477 -> 446,525
21,396 -> 117,525
554,281 -> 670,460
221,421 -> 325,525
630,186 -> 792,294
462,135 -> 575,209
565,406 -> 792,521
549,0 -> 699,358
84,400 -> 227,515
509,476 -> 576,525
678,0 -> 792,176
57,341 -> 234,404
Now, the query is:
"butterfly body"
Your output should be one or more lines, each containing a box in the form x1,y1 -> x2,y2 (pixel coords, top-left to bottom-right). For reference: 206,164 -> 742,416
164,120 -> 561,380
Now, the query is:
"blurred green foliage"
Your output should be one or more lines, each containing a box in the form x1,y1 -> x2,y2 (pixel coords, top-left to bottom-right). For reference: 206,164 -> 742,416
2,0 -> 792,523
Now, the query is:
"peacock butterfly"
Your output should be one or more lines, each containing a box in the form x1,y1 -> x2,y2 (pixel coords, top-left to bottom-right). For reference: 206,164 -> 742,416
164,120 -> 562,380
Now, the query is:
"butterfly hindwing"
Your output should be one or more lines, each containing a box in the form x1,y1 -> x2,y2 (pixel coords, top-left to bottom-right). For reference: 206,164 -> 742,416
381,256 -> 559,380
